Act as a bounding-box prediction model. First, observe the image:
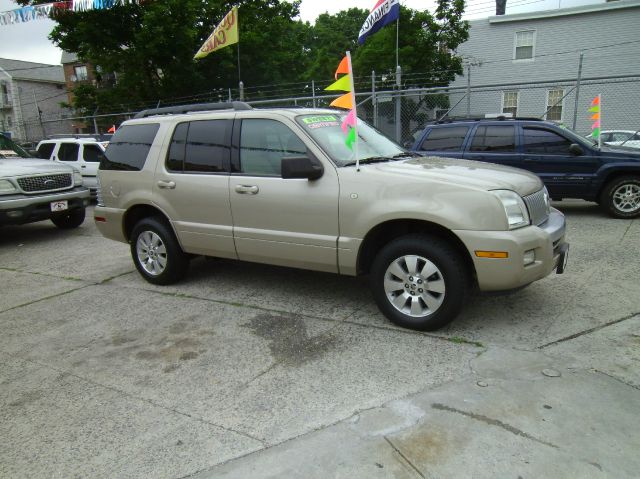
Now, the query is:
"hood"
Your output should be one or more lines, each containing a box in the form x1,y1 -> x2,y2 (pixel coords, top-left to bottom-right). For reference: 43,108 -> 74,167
372,156 -> 542,196
0,158 -> 76,177
599,145 -> 640,160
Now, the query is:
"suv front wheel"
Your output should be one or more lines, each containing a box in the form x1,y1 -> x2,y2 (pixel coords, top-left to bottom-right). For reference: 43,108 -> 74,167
130,217 -> 189,285
370,234 -> 468,331
601,176 -> 640,218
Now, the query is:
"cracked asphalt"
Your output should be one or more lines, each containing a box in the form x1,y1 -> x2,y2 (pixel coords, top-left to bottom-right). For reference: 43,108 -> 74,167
1,200 -> 638,478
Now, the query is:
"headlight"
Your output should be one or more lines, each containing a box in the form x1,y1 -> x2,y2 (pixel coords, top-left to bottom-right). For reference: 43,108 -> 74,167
0,178 -> 17,194
493,190 -> 530,230
543,186 -> 551,215
73,171 -> 83,186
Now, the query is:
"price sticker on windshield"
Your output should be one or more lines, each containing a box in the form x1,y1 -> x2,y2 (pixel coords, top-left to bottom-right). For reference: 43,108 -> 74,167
50,201 -> 68,212
302,115 -> 339,129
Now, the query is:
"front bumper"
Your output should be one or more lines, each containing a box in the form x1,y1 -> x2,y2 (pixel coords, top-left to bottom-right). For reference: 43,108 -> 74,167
0,187 -> 90,225
454,208 -> 568,291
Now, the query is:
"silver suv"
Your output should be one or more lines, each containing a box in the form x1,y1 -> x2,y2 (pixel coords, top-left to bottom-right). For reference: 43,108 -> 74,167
94,103 -> 569,330
1,133 -> 89,229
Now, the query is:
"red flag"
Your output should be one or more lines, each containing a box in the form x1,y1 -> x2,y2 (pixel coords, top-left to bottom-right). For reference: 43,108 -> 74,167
107,125 -> 116,133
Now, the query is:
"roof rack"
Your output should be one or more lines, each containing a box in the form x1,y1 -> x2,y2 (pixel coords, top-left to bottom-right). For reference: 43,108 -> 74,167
46,133 -> 112,141
133,101 -> 252,119
433,116 -> 544,124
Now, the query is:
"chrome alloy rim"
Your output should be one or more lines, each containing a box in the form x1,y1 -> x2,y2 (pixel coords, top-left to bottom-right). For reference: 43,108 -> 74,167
383,255 -> 445,317
612,183 -> 640,213
136,231 -> 167,276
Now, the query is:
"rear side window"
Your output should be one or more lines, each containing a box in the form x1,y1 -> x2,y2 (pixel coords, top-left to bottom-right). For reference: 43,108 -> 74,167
470,125 -> 516,152
58,143 -> 79,162
37,143 -> 55,159
419,126 -> 469,151
83,144 -> 105,163
165,120 -> 231,173
101,123 -> 160,171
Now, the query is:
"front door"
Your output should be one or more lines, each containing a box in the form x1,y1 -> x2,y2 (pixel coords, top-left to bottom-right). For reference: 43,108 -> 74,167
152,119 -> 236,259
520,126 -> 600,198
462,124 -> 520,168
229,118 -> 340,273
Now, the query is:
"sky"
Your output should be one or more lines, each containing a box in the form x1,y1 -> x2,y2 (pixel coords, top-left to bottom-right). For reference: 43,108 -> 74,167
0,0 -> 602,65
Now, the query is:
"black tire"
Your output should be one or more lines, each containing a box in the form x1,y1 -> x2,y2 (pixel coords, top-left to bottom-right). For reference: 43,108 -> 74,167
370,234 -> 469,331
51,207 -> 85,229
600,176 -> 640,219
130,217 -> 189,285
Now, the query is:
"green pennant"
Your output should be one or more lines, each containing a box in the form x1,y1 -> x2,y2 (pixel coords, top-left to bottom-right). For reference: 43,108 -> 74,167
345,127 -> 356,150
588,105 -> 600,113
325,74 -> 351,92
592,127 -> 600,138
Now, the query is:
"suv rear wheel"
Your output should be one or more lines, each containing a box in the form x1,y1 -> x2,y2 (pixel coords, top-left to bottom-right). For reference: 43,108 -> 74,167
601,176 -> 640,218
370,234 -> 468,331
51,207 -> 85,229
130,217 -> 189,285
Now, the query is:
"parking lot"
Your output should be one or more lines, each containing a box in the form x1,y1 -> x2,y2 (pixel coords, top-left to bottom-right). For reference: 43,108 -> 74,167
1,201 -> 639,478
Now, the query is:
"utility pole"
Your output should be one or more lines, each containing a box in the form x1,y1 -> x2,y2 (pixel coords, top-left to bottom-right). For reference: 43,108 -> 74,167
466,63 -> 471,118
33,90 -> 46,138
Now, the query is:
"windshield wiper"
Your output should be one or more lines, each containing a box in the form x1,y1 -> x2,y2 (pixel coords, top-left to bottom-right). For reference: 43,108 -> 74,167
342,156 -> 397,167
391,152 -> 421,158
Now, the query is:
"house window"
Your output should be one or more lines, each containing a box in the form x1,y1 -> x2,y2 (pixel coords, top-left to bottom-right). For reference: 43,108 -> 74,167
6,116 -> 12,127
74,65 -> 88,81
502,91 -> 518,117
514,30 -> 535,60
546,89 -> 564,121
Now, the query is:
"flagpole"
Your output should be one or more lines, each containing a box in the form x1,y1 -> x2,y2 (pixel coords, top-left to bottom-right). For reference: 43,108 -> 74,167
346,51 -> 359,172
237,42 -> 241,84
395,17 -> 399,68
598,94 -> 602,149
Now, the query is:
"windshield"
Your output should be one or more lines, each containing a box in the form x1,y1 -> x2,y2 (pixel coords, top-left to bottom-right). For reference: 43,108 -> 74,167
296,113 -> 406,166
0,133 -> 31,159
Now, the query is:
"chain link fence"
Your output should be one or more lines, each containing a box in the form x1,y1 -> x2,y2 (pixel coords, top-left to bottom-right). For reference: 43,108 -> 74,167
11,71 -> 640,147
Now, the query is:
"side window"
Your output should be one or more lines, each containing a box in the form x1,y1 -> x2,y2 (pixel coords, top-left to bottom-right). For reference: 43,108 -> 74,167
600,132 -> 612,142
83,144 -> 105,163
419,126 -> 469,152
101,123 -> 160,171
470,125 -> 516,152
37,143 -> 55,159
184,120 -> 231,173
523,128 -> 572,155
57,143 -> 79,162
240,119 -> 306,176
166,122 -> 188,172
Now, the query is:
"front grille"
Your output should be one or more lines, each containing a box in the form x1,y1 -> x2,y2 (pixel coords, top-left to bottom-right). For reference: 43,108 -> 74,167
17,173 -> 72,193
523,189 -> 550,226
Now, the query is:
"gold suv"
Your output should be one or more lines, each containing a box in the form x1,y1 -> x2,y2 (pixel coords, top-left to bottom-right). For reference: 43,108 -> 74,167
94,103 -> 569,330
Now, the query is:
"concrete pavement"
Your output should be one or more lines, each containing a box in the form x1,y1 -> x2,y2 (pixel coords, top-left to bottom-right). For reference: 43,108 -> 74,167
1,200 -> 638,478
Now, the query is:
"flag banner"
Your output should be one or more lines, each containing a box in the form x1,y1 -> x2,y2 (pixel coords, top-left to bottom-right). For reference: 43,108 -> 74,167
0,1 -> 143,26
194,7 -> 238,60
325,75 -> 351,91
589,95 -> 601,140
335,57 -> 349,79
358,0 -> 400,45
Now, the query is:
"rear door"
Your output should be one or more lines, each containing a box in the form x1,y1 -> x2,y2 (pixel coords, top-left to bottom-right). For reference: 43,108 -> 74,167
228,117 -> 339,273
152,119 -> 236,259
520,126 -> 600,198
414,125 -> 469,158
463,124 -> 521,168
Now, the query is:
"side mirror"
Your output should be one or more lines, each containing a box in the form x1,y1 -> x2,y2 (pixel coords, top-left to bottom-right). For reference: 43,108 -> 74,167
569,143 -> 584,156
281,154 -> 324,180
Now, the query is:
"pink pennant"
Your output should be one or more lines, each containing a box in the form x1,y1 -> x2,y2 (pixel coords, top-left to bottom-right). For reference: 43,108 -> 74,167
592,120 -> 601,130
341,109 -> 356,133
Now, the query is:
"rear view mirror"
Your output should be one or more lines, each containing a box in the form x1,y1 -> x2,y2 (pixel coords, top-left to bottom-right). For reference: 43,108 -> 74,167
281,154 -> 324,180
569,143 -> 584,156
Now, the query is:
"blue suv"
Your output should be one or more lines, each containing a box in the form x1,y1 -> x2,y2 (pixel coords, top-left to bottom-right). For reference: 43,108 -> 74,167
410,118 -> 640,218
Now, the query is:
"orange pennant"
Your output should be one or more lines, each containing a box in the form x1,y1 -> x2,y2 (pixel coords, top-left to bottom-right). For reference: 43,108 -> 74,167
335,56 -> 349,79
591,96 -> 600,105
330,92 -> 353,109
591,113 -> 600,120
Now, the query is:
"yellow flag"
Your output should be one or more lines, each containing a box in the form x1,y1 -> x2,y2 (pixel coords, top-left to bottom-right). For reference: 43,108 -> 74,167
325,74 -> 351,92
194,7 -> 239,60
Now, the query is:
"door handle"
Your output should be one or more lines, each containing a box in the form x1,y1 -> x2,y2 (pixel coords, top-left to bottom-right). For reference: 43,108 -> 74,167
157,180 -> 176,189
81,165 -> 87,168
235,185 -> 259,195
523,158 -> 536,163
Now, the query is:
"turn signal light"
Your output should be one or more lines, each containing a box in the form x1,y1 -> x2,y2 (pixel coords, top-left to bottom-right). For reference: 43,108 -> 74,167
475,251 -> 509,259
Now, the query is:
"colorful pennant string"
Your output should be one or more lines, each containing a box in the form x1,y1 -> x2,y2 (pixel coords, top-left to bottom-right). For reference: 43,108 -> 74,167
589,95 -> 601,141
0,1 -> 144,26
325,53 -> 358,155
